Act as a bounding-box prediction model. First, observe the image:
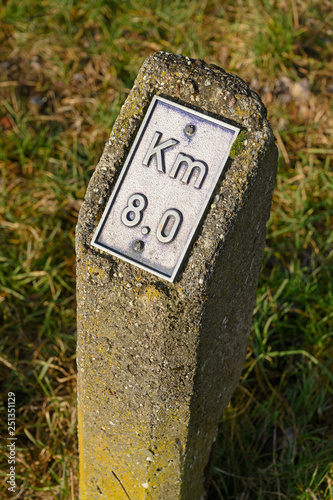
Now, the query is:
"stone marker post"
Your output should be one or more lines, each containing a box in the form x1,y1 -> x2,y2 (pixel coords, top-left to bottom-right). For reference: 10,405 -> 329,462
76,52 -> 277,500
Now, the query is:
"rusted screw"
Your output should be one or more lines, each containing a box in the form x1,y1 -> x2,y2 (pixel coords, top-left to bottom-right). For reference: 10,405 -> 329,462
133,240 -> 145,252
185,124 -> 196,137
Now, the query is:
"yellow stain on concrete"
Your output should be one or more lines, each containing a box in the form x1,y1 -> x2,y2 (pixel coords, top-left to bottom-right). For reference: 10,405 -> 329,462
78,387 -> 152,499
77,403 -> 86,498
144,285 -> 161,301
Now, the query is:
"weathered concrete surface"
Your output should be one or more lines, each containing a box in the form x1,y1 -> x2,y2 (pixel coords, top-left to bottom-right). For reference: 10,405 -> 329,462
76,52 -> 278,499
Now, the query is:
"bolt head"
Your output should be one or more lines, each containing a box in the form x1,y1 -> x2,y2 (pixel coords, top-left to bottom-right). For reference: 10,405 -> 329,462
133,240 -> 145,252
185,124 -> 196,137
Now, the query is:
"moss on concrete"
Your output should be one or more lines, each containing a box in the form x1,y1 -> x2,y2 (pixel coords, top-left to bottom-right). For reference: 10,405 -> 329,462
230,130 -> 247,159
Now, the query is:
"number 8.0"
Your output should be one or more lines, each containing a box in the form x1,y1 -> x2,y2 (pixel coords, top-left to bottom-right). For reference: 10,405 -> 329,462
121,193 -> 182,244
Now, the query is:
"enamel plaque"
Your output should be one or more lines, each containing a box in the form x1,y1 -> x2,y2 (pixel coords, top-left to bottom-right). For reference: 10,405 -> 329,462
91,96 -> 240,281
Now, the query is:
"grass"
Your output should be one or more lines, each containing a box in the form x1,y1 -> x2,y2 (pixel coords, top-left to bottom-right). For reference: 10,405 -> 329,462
0,0 -> 332,498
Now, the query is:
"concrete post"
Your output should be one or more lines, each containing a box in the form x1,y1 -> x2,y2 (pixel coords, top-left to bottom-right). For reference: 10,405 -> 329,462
76,52 -> 277,500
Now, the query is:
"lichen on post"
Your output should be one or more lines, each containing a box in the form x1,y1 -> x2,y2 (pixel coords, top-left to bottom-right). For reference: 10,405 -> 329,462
76,51 -> 278,499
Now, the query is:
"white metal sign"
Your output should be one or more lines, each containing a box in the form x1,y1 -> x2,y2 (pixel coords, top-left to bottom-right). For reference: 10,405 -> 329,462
91,96 -> 240,282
